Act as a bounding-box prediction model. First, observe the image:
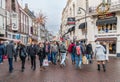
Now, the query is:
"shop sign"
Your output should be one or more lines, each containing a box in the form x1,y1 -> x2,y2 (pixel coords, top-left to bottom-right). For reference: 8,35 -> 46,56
95,34 -> 120,38
16,34 -> 20,39
98,13 -> 116,19
96,2 -> 110,15
67,17 -> 75,25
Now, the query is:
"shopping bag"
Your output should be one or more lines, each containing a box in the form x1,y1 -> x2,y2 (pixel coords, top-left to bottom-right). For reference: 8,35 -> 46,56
43,59 -> 49,66
2,55 -> 8,60
105,54 -> 109,61
82,56 -> 89,64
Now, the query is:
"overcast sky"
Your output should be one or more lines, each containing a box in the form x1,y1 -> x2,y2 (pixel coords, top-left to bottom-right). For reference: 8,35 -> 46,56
18,0 -> 67,35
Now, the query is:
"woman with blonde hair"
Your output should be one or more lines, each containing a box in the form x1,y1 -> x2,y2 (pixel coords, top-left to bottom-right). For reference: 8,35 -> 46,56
94,41 -> 106,72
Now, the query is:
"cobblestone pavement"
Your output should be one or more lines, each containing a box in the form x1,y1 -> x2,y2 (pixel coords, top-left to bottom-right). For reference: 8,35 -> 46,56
0,56 -> 120,82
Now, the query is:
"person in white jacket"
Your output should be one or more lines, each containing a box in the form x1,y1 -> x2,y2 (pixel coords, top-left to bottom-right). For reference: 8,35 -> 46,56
94,41 -> 106,72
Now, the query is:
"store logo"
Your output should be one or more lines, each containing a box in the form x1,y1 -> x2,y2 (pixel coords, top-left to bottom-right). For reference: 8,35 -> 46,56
96,2 -> 110,15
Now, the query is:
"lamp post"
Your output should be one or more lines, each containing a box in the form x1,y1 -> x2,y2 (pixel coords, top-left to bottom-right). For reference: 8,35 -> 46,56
78,7 -> 87,41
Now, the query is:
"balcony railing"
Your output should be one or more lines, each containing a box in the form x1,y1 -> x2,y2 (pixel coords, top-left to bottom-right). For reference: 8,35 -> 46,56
89,1 -> 120,15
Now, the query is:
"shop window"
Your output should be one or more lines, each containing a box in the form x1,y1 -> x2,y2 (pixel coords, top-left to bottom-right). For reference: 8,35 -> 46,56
98,24 -> 117,34
109,43 -> 116,54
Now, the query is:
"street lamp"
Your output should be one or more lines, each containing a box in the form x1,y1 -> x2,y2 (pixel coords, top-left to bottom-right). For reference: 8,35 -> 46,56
78,7 -> 87,41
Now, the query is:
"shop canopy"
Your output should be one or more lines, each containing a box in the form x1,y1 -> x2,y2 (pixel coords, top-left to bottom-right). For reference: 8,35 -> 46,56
95,37 -> 117,42
68,26 -> 75,32
96,17 -> 117,26
79,22 -> 87,29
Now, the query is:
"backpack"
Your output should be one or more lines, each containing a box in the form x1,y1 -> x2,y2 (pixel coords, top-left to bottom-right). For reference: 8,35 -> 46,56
76,46 -> 81,56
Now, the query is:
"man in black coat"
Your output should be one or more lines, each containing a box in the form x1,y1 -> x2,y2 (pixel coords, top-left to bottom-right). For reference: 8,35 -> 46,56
28,41 -> 37,70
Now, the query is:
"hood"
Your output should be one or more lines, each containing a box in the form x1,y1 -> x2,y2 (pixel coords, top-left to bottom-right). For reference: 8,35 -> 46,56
96,44 -> 102,48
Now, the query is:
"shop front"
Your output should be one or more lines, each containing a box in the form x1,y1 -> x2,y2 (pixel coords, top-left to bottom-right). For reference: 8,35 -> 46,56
95,37 -> 117,56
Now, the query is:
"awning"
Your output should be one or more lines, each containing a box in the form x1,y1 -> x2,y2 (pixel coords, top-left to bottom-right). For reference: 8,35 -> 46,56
68,26 -> 75,32
96,17 -> 117,26
95,37 -> 117,42
71,26 -> 75,31
79,22 -> 87,29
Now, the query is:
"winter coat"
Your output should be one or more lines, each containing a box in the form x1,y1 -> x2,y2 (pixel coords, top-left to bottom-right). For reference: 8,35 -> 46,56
6,42 -> 15,58
67,43 -> 75,53
86,44 -> 93,54
28,44 -> 37,56
37,47 -> 46,59
0,44 -> 4,56
19,45 -> 27,57
95,44 -> 106,61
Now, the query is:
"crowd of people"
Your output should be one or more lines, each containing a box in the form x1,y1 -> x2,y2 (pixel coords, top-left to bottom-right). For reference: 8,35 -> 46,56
0,40 -> 108,73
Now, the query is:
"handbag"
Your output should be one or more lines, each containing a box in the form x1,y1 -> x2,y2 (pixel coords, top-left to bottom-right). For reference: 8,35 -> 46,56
82,56 -> 89,64
43,59 -> 49,66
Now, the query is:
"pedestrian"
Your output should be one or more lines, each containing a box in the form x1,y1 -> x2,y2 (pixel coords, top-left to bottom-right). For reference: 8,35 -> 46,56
59,41 -> 67,67
67,41 -> 75,64
56,41 -> 61,62
44,42 -> 51,63
16,42 -> 21,62
14,43 -> 18,62
51,41 -> 59,65
6,40 -> 15,73
86,42 -> 93,63
19,42 -> 27,72
74,41 -> 83,69
0,41 -> 4,64
28,41 -> 37,71
1,41 -> 6,63
94,41 -> 106,72
37,42 -> 46,71
26,43 -> 30,61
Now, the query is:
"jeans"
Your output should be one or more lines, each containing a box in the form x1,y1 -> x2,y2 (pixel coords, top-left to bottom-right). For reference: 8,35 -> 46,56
47,53 -> 51,62
75,55 -> 82,68
51,52 -> 57,64
71,53 -> 75,62
60,53 -> 66,66
86,54 -> 92,60
8,58 -> 13,72
0,55 -> 2,63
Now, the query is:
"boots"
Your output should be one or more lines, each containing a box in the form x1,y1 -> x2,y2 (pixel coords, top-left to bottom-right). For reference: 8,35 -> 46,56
97,64 -> 100,71
102,64 -> 106,72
